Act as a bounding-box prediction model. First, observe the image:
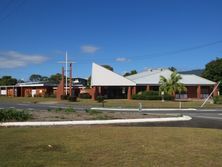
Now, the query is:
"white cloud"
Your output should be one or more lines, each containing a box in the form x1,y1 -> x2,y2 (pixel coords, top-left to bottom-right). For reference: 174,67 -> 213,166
115,57 -> 130,62
81,45 -> 100,54
0,51 -> 48,69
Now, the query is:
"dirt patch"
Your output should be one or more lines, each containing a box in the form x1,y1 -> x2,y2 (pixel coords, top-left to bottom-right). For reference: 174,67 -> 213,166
30,109 -> 180,121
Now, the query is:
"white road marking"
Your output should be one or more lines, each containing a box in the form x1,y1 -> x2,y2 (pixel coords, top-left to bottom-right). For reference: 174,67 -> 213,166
91,107 -> 197,111
193,115 -> 222,120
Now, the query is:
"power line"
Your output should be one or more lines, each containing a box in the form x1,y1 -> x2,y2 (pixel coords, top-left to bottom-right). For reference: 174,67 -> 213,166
75,40 -> 222,63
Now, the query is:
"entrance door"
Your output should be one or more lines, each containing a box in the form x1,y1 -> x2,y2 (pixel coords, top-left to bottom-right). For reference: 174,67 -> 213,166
32,89 -> 36,97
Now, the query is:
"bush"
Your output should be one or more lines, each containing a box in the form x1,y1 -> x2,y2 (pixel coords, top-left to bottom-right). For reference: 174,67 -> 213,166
79,93 -> 92,99
68,96 -> 77,102
213,96 -> 222,104
96,96 -> 105,103
85,109 -> 102,115
132,91 -> 174,101
0,108 -> 32,122
44,94 -> 56,98
65,107 -> 76,112
61,95 -> 69,100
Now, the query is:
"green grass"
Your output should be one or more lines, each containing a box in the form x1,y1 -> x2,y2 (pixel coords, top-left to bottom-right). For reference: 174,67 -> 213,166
76,98 -> 222,109
1,96 -> 222,108
0,127 -> 222,167
0,96 -> 56,103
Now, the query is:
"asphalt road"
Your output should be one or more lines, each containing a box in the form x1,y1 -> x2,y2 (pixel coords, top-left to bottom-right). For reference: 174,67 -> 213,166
1,102 -> 222,129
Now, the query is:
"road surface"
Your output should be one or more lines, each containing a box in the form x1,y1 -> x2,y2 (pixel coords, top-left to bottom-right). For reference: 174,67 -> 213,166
1,102 -> 222,129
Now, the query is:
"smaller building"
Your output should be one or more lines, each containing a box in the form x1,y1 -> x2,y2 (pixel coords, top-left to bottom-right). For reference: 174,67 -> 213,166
0,82 -> 56,97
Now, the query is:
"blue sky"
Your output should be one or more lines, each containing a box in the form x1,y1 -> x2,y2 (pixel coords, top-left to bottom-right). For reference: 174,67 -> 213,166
0,0 -> 222,80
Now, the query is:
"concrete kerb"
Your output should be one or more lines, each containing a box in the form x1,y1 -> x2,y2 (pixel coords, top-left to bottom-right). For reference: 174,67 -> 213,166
90,107 -> 197,111
0,115 -> 192,127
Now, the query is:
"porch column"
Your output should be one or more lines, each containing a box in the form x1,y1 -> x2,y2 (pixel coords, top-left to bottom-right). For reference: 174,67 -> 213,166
92,86 -> 97,100
21,87 -> 23,97
12,87 -> 15,97
197,85 -> 201,99
127,86 -> 132,100
132,86 -> 136,95
213,83 -> 219,97
146,85 -> 150,91
0,87 -> 1,96
98,86 -> 102,95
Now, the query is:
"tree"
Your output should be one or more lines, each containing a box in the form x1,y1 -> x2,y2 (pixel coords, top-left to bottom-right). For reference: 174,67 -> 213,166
124,70 -> 137,77
159,71 -> 186,96
41,76 -> 49,82
168,67 -> 177,72
49,73 -> 62,84
29,74 -> 43,82
202,58 -> 222,82
0,76 -> 17,86
102,65 -> 113,71
87,76 -> 91,88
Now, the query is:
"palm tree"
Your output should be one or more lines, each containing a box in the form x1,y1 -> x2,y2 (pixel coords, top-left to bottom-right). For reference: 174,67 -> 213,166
159,71 -> 187,97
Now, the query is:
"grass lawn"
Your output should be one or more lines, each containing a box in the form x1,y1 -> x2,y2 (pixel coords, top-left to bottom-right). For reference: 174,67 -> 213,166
0,127 -> 222,167
1,96 -> 222,109
0,96 -> 56,103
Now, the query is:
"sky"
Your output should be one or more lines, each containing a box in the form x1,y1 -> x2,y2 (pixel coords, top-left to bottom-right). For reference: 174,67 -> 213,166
0,0 -> 222,80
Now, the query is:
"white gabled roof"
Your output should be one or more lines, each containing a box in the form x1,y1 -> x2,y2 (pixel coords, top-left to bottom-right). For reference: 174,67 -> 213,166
126,68 -> 167,81
91,63 -> 136,86
127,69 -> 216,86
130,70 -> 173,85
180,74 -> 215,85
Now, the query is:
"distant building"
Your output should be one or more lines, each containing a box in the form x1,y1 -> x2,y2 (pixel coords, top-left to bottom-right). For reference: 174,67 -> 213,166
0,82 -> 56,97
90,63 -> 218,100
0,78 -> 87,98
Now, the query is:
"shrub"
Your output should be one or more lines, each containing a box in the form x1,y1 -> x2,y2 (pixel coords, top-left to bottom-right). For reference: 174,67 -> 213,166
44,94 -> 56,98
65,107 -> 76,112
132,91 -> 174,101
85,109 -> 101,115
68,96 -> 77,102
96,96 -> 105,103
0,108 -> 32,122
55,108 -> 62,112
61,95 -> 69,100
79,93 -> 91,99
213,96 -> 222,104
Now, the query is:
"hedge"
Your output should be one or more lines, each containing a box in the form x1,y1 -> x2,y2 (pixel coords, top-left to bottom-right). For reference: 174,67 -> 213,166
213,96 -> 222,104
79,93 -> 92,99
0,108 -> 32,122
132,91 -> 174,101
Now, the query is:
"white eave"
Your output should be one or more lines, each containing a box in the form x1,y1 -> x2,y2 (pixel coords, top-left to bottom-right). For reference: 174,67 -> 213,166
91,63 -> 136,86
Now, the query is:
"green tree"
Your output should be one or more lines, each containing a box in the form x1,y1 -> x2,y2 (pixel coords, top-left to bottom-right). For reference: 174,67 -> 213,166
124,70 -> 137,77
29,74 -> 43,82
0,76 -> 17,86
168,67 -> 177,72
102,65 -> 113,71
159,71 -> 186,96
202,58 -> 222,82
49,73 -> 62,84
